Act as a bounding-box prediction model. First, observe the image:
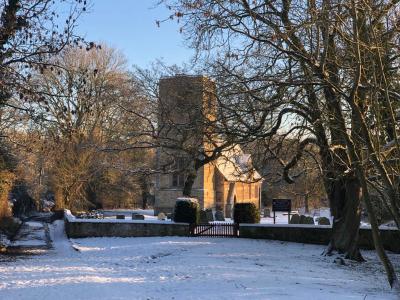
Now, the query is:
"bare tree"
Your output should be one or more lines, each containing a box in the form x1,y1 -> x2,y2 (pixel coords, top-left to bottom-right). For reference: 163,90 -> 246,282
160,0 -> 400,289
9,45 -> 152,211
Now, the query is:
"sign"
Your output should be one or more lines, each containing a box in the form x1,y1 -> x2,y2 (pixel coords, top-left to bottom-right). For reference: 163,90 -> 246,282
272,199 -> 291,212
272,199 -> 292,224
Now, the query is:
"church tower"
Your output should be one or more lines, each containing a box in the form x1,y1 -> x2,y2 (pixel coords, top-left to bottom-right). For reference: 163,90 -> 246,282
154,75 -> 217,214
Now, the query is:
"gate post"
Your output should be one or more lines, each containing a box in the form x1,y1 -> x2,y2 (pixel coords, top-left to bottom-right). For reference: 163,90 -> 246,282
189,223 -> 195,236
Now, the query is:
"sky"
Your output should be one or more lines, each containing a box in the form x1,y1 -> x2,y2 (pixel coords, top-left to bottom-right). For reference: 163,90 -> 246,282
73,1 -> 194,69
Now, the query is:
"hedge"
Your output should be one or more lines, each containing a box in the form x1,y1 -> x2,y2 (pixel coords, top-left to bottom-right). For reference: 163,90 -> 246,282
173,198 -> 200,224
233,203 -> 260,224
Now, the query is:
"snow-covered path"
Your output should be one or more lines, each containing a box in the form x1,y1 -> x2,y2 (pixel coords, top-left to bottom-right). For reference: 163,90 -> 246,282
0,221 -> 398,300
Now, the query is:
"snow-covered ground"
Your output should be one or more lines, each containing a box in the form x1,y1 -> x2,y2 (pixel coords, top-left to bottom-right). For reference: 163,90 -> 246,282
0,221 -> 398,300
10,222 -> 49,248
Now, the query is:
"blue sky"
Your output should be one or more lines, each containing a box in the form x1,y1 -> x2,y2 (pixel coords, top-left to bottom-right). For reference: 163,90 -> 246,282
74,1 -> 193,68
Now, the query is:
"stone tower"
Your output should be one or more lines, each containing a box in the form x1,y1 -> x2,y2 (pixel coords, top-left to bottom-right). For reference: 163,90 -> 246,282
154,75 -> 217,214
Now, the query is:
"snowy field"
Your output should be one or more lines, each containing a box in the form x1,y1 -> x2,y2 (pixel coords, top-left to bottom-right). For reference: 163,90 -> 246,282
0,221 -> 398,300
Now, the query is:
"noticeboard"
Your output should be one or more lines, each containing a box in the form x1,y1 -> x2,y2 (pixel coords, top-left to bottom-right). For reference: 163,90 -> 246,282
272,199 -> 292,212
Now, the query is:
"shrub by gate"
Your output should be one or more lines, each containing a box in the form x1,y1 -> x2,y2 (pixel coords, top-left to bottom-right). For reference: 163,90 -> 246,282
190,223 -> 239,237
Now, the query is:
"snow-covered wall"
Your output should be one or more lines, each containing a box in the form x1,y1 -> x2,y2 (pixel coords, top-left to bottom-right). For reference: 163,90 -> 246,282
239,224 -> 400,253
63,211 -> 399,253
64,211 -> 190,238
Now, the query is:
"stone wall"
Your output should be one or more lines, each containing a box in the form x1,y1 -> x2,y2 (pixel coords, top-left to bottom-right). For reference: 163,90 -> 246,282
64,211 -> 190,238
63,210 -> 399,254
239,224 -> 400,253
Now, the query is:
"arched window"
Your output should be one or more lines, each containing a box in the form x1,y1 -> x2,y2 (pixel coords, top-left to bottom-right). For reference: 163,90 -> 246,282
171,157 -> 185,187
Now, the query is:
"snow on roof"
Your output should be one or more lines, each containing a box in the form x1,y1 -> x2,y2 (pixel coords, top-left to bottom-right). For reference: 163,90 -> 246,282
214,144 -> 262,183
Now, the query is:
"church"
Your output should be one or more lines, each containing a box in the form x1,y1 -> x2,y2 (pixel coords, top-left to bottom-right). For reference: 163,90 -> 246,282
154,75 -> 262,217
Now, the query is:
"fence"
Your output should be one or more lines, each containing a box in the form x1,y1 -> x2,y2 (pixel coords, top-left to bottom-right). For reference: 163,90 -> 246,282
190,223 -> 239,237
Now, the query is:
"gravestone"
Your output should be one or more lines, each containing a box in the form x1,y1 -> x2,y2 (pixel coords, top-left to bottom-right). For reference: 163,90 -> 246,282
307,216 -> 315,224
264,208 -> 271,217
200,210 -> 208,223
116,215 -> 125,220
215,210 -> 225,221
132,214 -> 145,220
300,215 -> 314,224
318,217 -> 331,225
299,215 -> 306,224
157,212 -> 166,221
289,214 -> 300,224
206,209 -> 214,222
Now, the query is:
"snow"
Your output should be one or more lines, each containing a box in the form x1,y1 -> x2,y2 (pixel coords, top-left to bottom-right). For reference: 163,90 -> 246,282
68,218 -> 178,224
24,222 -> 44,229
176,197 -> 198,204
64,209 -> 76,221
240,223 -> 331,229
68,209 -> 174,223
10,221 -> 48,249
0,220 -> 398,300
102,209 -> 156,217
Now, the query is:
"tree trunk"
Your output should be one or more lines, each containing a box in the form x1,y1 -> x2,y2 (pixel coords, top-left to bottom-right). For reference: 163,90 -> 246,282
300,51 -> 363,260
182,171 -> 197,197
325,176 -> 363,261
357,168 -> 400,290
316,125 -> 363,260
140,177 -> 149,210
304,194 -> 309,214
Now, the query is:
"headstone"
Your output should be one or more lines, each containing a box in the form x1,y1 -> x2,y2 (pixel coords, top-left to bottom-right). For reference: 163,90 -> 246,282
289,214 -> 300,224
132,214 -> 145,220
157,213 -> 166,221
199,210 -> 208,223
299,215 -> 306,224
215,210 -> 225,221
206,209 -> 214,222
305,216 -> 314,224
264,208 -> 271,217
116,214 -> 125,220
318,217 -> 331,225
299,215 -> 314,224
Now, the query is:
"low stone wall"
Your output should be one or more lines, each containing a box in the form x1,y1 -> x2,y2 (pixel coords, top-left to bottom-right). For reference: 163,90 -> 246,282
358,227 -> 400,253
64,210 -> 190,238
239,224 -> 400,253
63,210 -> 400,253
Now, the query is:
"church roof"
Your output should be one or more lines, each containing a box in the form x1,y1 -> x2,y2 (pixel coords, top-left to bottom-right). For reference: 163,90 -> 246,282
214,144 -> 263,183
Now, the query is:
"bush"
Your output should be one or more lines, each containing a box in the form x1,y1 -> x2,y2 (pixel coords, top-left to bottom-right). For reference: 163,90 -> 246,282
0,217 -> 21,238
233,203 -> 260,224
173,198 -> 200,224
